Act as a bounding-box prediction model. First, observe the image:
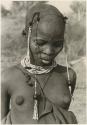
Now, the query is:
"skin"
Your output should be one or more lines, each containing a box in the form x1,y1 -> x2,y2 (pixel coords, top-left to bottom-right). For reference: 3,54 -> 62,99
1,11 -> 76,124
29,14 -> 65,67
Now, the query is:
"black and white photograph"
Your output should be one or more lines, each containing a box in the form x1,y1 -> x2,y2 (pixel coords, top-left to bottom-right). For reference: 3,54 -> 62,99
1,0 -> 86,124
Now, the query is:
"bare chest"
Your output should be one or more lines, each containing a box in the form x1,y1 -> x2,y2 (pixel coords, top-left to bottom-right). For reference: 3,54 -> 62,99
10,71 -> 71,111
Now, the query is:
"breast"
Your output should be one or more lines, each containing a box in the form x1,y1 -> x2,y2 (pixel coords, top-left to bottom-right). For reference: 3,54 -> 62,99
44,72 -> 71,110
60,93 -> 71,109
46,92 -> 71,110
11,88 -> 34,112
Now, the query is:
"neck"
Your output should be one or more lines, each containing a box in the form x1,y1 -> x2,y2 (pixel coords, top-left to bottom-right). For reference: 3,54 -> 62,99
30,59 -> 53,69
21,55 -> 57,74
29,53 -> 53,69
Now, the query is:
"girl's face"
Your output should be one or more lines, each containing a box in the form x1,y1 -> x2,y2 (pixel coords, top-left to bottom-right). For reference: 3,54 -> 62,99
29,16 -> 65,66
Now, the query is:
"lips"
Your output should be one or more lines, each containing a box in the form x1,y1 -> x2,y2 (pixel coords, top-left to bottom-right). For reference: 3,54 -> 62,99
40,56 -> 53,64
41,57 -> 51,60
42,60 -> 51,64
39,53 -> 55,64
40,55 -> 53,61
41,53 -> 54,59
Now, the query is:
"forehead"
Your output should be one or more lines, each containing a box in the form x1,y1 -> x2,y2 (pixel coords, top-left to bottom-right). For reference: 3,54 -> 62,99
32,15 -> 65,41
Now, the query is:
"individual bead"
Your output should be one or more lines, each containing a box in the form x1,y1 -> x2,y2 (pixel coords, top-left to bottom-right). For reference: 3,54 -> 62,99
33,94 -> 38,100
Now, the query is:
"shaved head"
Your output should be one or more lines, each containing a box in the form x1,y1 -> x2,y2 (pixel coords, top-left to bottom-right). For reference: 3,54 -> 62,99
25,3 -> 66,39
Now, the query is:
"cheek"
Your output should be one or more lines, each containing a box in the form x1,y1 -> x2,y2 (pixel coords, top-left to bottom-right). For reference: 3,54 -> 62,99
41,45 -> 63,54
30,42 -> 39,54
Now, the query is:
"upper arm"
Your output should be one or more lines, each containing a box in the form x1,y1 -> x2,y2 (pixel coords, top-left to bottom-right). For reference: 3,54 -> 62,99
1,70 -> 11,119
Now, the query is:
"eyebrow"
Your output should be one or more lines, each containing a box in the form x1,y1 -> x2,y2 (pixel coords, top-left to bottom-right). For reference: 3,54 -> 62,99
32,37 -> 64,42
32,37 -> 47,41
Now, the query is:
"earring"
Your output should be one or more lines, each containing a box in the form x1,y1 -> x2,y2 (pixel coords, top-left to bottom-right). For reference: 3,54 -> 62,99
63,41 -> 71,90
27,25 -> 32,59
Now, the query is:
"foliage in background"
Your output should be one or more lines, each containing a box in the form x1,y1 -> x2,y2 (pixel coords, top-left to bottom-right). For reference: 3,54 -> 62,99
65,1 -> 86,60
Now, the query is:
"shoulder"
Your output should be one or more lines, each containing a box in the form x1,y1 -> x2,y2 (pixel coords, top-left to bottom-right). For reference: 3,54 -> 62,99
54,64 -> 76,83
1,64 -> 28,95
69,67 -> 76,83
1,64 -> 25,87
2,64 -> 20,80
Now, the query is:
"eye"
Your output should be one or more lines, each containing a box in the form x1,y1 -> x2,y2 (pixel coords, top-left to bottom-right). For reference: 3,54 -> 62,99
35,39 -> 47,46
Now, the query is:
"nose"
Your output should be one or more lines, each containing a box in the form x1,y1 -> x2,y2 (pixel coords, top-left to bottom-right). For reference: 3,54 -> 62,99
44,45 -> 55,55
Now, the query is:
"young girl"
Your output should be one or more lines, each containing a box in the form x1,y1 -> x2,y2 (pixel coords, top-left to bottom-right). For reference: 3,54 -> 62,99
1,3 -> 77,124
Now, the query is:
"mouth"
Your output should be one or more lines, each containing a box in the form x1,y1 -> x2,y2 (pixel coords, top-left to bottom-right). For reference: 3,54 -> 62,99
41,59 -> 51,64
40,57 -> 53,64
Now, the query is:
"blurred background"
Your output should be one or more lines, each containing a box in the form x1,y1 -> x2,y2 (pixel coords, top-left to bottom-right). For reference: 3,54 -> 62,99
1,0 -> 86,123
